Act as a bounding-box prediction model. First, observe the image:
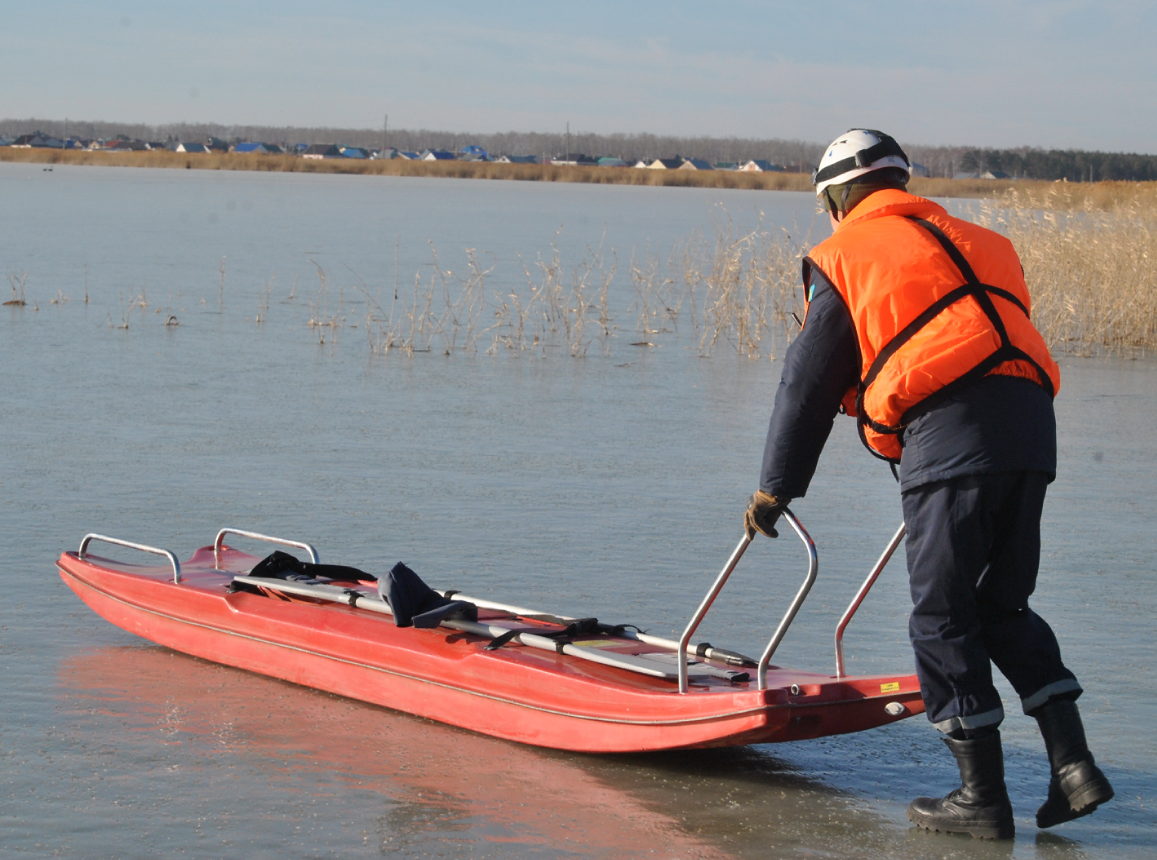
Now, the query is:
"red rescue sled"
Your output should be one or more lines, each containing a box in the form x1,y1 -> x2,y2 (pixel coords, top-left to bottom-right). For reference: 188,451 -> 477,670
57,515 -> 924,753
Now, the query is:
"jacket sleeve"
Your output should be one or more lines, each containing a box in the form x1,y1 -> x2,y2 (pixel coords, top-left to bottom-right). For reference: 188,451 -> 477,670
759,270 -> 860,499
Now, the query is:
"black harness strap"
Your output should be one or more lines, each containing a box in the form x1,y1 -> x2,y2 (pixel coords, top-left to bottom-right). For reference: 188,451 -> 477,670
484,628 -> 521,651
861,282 -> 975,391
484,617 -> 602,652
853,217 -> 1054,462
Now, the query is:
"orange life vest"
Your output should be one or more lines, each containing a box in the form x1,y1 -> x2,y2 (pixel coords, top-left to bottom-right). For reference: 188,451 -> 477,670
803,189 -> 1060,463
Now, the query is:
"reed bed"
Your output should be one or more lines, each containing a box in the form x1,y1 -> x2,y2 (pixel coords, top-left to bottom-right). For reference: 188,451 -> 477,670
624,187 -> 1157,359
629,219 -> 810,359
355,238 -> 616,357
974,188 -> 1157,355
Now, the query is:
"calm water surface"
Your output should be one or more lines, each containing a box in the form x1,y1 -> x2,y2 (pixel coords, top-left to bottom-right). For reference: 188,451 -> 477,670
1,163 -> 1153,858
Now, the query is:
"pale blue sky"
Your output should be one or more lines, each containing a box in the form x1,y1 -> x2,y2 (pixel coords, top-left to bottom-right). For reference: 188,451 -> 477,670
2,1 -> 1153,151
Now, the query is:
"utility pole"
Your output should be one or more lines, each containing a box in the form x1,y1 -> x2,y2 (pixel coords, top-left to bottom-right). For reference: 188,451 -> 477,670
566,121 -> 570,165
383,114 -> 388,154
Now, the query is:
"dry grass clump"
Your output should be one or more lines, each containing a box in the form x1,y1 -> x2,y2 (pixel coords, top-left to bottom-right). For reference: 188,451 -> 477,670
974,188 -> 1157,355
630,215 -> 811,358
356,237 -> 616,357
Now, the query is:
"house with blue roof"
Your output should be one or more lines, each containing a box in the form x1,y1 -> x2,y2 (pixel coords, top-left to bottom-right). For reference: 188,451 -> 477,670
234,142 -> 277,154
459,144 -> 489,161
11,132 -> 64,149
421,150 -> 457,161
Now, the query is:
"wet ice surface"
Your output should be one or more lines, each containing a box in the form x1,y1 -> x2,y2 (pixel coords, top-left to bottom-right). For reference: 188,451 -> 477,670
1,162 -> 1153,858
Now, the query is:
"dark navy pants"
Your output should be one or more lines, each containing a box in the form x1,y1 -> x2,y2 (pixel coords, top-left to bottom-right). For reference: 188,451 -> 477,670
902,471 -> 1081,734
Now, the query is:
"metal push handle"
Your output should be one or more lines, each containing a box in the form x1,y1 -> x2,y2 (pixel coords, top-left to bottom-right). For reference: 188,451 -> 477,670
756,512 -> 818,689
214,528 -> 319,568
676,509 -> 818,693
834,521 -> 906,679
677,534 -> 751,693
78,534 -> 182,583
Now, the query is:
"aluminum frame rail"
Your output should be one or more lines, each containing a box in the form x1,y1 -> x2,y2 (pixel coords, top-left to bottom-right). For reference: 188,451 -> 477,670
214,528 -> 319,568
78,534 -> 182,584
676,510 -> 819,694
834,522 -> 906,679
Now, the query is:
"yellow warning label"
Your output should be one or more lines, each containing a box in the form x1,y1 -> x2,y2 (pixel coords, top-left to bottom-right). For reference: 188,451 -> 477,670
570,639 -> 622,649
880,681 -> 901,693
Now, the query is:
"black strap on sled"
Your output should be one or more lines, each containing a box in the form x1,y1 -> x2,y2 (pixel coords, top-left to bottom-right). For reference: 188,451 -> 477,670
853,216 -> 1055,464
484,616 -> 602,652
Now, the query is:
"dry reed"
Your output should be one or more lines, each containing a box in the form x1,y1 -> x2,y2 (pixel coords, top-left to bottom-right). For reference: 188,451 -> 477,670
628,214 -> 811,359
627,188 -> 1157,359
5,272 -> 28,306
353,237 -> 616,357
974,188 -> 1157,355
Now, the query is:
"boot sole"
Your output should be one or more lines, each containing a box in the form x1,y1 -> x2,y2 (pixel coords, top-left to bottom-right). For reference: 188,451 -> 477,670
907,807 -> 1015,840
1037,779 -> 1115,829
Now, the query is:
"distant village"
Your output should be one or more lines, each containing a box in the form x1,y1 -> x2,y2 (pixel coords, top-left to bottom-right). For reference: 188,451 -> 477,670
9,127 -> 1143,181
0,130 -> 807,173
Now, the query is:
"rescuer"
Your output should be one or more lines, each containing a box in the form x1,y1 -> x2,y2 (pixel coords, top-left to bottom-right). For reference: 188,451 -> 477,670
744,129 -> 1114,840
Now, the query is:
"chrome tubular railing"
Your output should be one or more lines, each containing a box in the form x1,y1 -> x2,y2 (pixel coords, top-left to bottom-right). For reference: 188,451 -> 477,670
677,509 -> 818,693
78,534 -> 182,584
757,512 -> 819,690
834,522 -> 906,679
213,528 -> 319,568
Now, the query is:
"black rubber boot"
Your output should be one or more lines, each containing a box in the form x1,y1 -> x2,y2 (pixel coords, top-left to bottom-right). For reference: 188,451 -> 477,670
1032,698 -> 1114,828
907,732 -> 1015,840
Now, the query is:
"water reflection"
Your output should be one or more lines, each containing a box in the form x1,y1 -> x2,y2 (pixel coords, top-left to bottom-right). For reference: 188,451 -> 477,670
50,646 -> 1112,859
56,645 -> 733,859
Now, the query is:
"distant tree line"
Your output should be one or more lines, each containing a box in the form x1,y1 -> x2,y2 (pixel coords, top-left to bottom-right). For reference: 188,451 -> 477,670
905,145 -> 1157,181
4,117 -> 1155,181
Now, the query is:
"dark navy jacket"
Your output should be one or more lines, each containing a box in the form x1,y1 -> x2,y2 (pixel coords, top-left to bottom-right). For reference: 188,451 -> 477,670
760,269 -> 1057,498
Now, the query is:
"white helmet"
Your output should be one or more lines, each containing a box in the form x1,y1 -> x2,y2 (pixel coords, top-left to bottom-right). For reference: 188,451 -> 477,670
812,129 -> 910,197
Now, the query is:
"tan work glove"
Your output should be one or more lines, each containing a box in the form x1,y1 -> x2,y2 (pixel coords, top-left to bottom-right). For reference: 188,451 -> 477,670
744,491 -> 788,539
